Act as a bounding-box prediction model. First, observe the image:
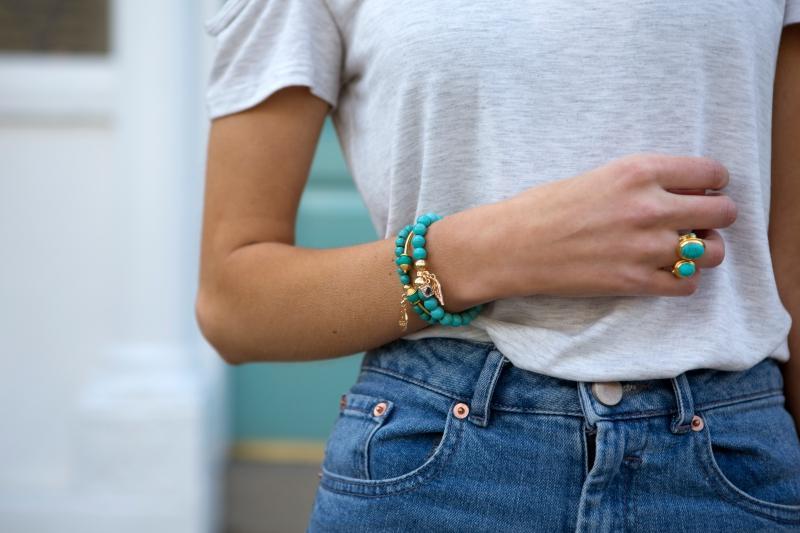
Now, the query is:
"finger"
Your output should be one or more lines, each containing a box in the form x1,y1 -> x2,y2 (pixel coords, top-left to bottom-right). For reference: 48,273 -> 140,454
665,188 -> 707,195
690,229 -> 725,269
645,265 -> 702,296
664,192 -> 738,230
636,154 -> 729,191
643,228 -> 725,270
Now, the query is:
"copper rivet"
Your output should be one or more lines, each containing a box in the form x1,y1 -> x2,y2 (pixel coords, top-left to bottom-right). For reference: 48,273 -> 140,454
691,415 -> 704,431
339,394 -> 346,411
453,402 -> 470,419
373,402 -> 387,416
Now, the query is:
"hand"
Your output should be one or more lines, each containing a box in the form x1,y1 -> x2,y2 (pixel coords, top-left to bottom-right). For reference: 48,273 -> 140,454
483,153 -> 737,299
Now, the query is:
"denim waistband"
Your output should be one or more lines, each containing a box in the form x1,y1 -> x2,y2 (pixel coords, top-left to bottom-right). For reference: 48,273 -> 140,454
360,337 -> 786,434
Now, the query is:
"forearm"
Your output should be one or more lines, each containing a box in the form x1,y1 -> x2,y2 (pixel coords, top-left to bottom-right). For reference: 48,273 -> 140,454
769,25 -> 800,426
196,203 -> 500,364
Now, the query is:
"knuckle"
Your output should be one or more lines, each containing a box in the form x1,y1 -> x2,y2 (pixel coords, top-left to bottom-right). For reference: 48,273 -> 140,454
620,266 -> 651,293
621,198 -> 669,228
641,233 -> 672,261
618,156 -> 656,186
641,269 -> 668,295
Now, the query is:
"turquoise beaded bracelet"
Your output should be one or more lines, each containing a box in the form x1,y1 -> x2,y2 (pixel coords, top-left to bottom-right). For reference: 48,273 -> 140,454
394,212 -> 484,330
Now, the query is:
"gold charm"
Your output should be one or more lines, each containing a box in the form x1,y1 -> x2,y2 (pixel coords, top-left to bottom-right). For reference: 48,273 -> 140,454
420,270 -> 444,307
399,290 -> 408,330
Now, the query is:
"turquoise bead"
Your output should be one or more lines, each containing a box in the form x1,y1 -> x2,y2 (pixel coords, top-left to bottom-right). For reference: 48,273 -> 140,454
396,255 -> 412,265
412,247 -> 427,260
423,297 -> 439,311
440,313 -> 453,325
395,237 -> 405,246
398,229 -> 409,239
395,247 -> 404,257
676,261 -> 696,277
417,214 -> 433,226
411,234 -> 426,248
431,307 -> 445,320
396,268 -> 404,275
451,314 -> 463,327
413,223 -> 427,235
412,305 -> 423,315
406,291 -> 420,303
400,274 -> 410,284
680,241 -> 705,259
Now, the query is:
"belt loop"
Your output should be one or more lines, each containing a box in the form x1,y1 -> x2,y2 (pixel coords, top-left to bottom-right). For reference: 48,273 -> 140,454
468,347 -> 508,428
669,372 -> 696,434
576,382 -> 599,433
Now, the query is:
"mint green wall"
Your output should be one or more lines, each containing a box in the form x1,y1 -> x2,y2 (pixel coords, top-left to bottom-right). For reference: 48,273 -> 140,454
229,118 -> 378,441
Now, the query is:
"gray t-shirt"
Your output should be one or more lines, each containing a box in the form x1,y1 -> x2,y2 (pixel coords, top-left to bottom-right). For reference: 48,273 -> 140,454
204,0 -> 800,381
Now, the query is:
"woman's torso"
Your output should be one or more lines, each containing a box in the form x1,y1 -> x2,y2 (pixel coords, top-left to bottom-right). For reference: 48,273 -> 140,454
328,0 -> 793,380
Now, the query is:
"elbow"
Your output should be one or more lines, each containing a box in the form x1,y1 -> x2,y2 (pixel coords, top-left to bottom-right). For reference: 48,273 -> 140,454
195,288 -> 247,366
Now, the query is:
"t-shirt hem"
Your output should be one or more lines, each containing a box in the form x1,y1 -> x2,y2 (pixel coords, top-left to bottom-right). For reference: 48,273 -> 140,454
206,67 -> 339,120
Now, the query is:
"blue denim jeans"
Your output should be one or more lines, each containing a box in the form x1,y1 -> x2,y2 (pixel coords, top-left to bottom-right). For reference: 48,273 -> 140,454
307,337 -> 800,532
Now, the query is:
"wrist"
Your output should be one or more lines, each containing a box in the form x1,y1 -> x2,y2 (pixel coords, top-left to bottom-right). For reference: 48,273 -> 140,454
421,204 -> 505,312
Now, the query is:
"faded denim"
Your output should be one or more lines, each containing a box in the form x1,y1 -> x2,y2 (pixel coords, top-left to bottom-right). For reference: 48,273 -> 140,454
308,337 -> 800,532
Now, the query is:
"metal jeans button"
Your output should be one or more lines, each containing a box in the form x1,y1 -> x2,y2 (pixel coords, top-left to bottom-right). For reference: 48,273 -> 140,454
591,381 -> 623,406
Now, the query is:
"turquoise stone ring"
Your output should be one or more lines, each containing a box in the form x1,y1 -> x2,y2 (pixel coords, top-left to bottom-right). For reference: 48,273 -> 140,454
672,259 -> 697,278
677,232 -> 706,260
672,231 -> 704,278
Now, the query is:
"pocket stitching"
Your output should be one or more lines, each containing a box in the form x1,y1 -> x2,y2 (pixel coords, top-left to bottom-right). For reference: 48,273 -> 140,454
324,393 -> 393,480
320,400 -> 466,497
696,401 -> 800,523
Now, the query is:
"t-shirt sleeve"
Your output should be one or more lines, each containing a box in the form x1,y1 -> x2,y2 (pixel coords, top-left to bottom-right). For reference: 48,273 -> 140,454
786,0 -> 800,26
203,0 -> 343,119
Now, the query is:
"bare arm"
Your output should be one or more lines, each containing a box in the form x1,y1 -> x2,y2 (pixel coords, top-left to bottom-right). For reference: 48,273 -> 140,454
770,24 -> 800,428
195,86 -> 488,364
196,86 -> 736,365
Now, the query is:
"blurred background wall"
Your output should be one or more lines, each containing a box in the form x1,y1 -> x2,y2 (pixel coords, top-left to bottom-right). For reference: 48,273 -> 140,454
0,1 -> 372,532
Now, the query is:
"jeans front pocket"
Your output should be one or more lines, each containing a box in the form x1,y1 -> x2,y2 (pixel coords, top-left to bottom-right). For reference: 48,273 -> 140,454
695,392 -> 800,524
319,373 -> 467,498
321,392 -> 395,480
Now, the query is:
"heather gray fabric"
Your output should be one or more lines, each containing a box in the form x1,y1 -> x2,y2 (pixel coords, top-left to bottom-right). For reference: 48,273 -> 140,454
204,0 -> 799,381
